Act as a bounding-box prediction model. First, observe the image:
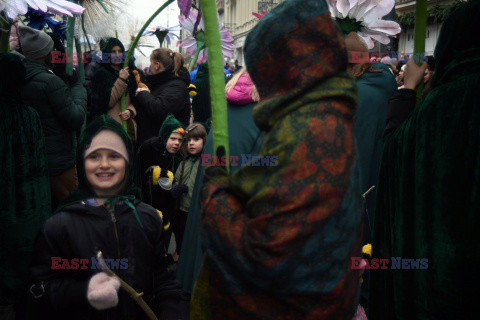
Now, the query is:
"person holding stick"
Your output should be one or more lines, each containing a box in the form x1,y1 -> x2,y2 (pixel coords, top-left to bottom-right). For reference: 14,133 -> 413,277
29,115 -> 185,320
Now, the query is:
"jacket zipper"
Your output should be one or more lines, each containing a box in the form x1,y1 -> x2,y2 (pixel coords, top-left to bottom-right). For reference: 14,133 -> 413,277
104,205 -> 121,258
104,204 -> 124,320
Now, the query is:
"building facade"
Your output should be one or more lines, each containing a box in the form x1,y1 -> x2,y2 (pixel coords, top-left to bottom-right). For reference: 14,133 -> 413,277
395,0 -> 458,56
221,0 -> 285,65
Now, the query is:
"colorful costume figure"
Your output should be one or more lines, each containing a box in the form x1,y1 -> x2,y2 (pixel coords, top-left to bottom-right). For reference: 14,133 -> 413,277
190,0 -> 362,319
370,1 -> 480,319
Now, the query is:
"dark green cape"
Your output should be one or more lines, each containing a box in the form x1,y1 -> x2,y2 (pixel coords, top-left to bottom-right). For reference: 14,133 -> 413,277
354,63 -> 397,241
370,1 -> 480,319
192,63 -> 211,123
0,53 -> 51,304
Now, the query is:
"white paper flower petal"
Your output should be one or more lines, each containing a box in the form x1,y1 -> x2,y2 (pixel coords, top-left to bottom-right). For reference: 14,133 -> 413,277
357,32 -> 375,49
336,0 -> 351,18
367,20 -> 401,35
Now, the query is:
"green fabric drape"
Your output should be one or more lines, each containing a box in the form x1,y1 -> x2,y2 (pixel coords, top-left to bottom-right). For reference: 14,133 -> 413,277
0,53 -> 51,305
370,2 -> 480,319
192,63 -> 211,123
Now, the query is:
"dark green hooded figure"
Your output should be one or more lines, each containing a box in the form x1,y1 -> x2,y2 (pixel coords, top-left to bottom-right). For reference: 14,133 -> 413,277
192,63 -> 211,123
89,38 -> 139,142
29,115 -> 184,320
0,53 -> 51,308
370,1 -> 480,319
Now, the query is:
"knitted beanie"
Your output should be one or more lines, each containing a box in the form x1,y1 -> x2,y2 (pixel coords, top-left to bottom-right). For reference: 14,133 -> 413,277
18,26 -> 54,59
84,130 -> 129,163
158,114 -> 185,142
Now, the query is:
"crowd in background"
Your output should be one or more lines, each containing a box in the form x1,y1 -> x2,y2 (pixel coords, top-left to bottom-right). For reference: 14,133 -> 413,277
1,0 -> 480,319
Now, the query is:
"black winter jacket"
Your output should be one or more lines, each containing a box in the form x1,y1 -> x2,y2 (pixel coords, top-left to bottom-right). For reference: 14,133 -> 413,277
138,137 -> 183,225
135,67 -> 190,146
29,200 -> 184,320
383,88 -> 416,140
22,59 -> 87,176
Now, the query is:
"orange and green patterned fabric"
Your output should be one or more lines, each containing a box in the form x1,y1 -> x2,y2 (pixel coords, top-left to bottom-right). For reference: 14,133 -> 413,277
190,0 -> 363,319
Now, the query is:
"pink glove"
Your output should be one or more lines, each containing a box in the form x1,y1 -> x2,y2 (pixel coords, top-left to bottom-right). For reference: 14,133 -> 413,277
87,272 -> 121,310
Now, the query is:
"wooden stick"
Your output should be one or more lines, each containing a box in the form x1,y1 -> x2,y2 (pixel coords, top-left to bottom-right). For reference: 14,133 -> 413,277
97,251 -> 158,320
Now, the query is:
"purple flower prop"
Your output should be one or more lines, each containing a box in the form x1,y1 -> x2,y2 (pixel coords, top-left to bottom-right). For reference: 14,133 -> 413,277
179,9 -> 235,62
177,0 -> 192,17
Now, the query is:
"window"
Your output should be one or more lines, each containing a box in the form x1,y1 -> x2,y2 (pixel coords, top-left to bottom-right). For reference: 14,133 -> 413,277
258,0 -> 279,12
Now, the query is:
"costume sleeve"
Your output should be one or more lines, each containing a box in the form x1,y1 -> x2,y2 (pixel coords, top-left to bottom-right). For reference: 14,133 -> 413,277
47,76 -> 87,130
109,78 -> 128,108
135,81 -> 188,122
29,219 -> 90,311
383,89 -> 416,141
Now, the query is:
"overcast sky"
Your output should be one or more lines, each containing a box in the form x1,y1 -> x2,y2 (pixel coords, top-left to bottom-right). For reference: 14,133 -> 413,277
124,0 -> 181,69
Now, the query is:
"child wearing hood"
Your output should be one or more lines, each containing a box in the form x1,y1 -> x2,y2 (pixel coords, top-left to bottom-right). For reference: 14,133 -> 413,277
29,115 -> 184,320
138,114 -> 185,244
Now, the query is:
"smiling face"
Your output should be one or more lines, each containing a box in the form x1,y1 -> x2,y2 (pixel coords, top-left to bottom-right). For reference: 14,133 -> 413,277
187,136 -> 204,155
166,132 -> 183,154
85,149 -> 127,197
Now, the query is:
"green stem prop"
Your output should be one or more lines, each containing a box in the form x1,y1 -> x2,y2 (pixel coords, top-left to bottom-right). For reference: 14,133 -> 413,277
66,16 -> 76,76
199,0 -> 229,172
74,37 -> 85,84
413,0 -> 427,105
0,13 -> 10,53
119,0 -> 174,132
187,39 -> 205,72
81,14 -> 92,52
97,0 -> 109,14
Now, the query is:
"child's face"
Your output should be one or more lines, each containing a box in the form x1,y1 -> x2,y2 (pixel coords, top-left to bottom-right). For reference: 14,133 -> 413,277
166,133 -> 183,154
188,136 -> 204,155
85,149 -> 127,196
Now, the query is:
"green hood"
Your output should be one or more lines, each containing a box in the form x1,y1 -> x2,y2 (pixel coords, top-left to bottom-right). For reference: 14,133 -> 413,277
59,115 -> 140,210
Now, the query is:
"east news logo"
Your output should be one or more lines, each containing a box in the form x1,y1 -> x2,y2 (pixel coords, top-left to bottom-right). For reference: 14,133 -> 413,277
351,257 -> 428,270
51,257 -> 128,270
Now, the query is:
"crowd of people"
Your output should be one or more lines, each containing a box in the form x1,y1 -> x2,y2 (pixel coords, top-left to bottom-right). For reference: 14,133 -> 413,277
1,0 -> 479,319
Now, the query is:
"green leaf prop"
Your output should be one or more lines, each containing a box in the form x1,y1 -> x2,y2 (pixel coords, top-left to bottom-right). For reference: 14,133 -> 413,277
66,16 -> 75,76
413,0 -> 427,104
199,0 -> 229,171
119,0 -> 175,131
187,30 -> 206,72
74,36 -> 85,84
0,13 -> 10,53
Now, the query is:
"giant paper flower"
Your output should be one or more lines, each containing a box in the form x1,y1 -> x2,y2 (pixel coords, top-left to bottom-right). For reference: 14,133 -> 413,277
0,0 -> 84,19
327,0 -> 401,49
142,24 -> 180,47
179,9 -> 234,62
74,0 -> 127,40
177,0 -> 192,17
24,8 -> 67,40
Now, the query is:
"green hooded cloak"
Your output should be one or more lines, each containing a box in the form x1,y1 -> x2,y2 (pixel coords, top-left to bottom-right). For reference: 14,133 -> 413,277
370,1 -> 480,319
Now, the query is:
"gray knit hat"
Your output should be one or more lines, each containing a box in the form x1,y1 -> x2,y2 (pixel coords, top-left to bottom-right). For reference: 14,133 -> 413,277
18,26 -> 54,59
